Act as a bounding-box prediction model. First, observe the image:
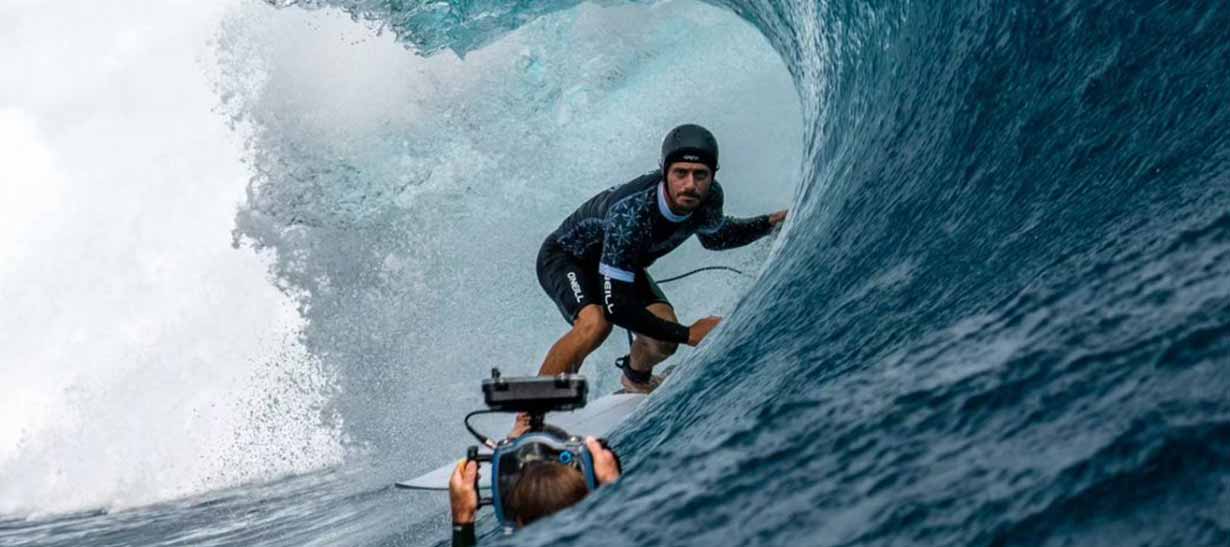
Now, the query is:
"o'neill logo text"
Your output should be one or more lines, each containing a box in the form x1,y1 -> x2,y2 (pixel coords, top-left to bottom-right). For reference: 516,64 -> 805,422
567,271 -> 584,303
603,277 -> 614,314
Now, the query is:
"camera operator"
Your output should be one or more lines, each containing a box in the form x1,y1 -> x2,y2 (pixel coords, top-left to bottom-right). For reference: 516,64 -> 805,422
448,437 -> 623,547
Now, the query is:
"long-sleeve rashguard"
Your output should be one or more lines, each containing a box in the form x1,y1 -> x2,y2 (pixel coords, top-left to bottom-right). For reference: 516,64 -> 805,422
546,171 -> 774,343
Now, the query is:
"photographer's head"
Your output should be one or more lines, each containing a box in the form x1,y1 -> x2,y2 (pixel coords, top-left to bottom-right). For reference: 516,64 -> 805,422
448,373 -> 625,546
505,461 -> 588,526
447,436 -> 622,532
504,437 -> 621,526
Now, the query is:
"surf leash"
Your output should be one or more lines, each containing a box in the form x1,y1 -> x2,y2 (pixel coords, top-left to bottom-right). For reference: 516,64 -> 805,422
655,265 -> 750,285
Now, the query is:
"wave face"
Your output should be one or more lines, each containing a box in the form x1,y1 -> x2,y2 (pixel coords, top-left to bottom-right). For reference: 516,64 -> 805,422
556,2 -> 1230,546
5,0 -> 1229,546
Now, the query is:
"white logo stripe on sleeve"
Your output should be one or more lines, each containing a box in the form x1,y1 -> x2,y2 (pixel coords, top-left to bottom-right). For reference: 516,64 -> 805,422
598,263 -> 635,283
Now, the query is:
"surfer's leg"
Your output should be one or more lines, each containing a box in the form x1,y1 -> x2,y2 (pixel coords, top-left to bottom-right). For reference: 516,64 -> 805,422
518,305 -> 611,437
537,304 -> 612,376
535,240 -> 611,376
626,269 -> 676,373
628,302 -> 679,372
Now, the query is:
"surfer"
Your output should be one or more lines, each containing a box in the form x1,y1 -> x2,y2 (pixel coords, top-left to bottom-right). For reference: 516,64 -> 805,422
534,124 -> 787,394
448,437 -> 622,546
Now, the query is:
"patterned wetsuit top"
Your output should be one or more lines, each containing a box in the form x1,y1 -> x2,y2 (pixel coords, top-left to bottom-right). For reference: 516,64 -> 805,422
546,170 -> 774,343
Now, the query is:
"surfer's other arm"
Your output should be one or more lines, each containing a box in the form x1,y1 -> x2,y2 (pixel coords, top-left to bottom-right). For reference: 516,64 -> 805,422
696,195 -> 788,249
601,274 -> 719,346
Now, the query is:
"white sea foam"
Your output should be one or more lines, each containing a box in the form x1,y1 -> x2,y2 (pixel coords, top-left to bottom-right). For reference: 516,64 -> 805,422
0,0 -> 342,517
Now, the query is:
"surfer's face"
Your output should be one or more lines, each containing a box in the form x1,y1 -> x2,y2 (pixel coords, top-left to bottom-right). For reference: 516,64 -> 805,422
665,161 -> 712,212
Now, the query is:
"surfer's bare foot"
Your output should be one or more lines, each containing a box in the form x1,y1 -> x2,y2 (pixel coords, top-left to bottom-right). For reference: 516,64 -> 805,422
619,373 -> 662,394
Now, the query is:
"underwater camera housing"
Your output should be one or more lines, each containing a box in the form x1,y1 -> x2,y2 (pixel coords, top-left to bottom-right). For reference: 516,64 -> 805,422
466,368 -> 598,530
482,367 -> 587,414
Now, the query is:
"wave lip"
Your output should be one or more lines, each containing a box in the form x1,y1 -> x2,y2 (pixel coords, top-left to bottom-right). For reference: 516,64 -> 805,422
260,0 -> 590,56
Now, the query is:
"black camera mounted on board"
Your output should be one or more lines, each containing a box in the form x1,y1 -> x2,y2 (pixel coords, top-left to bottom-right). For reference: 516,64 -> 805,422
463,368 -> 600,530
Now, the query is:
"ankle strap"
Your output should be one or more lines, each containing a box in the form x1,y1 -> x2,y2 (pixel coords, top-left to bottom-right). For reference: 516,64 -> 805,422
615,354 -> 652,384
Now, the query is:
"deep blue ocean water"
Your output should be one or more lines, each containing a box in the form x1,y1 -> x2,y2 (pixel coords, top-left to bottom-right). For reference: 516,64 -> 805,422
4,1 -> 1228,546
435,1 -> 1230,544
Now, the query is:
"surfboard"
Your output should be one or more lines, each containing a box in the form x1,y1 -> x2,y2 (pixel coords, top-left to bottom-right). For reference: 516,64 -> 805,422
395,392 -> 647,491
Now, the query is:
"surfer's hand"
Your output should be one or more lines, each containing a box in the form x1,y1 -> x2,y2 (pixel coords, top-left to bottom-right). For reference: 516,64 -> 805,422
687,316 -> 722,346
586,437 -> 622,486
769,209 -> 788,227
449,459 -> 479,524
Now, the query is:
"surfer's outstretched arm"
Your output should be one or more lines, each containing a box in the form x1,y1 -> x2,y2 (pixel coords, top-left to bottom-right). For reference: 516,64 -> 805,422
697,209 -> 788,250
602,275 -> 719,346
601,274 -> 691,344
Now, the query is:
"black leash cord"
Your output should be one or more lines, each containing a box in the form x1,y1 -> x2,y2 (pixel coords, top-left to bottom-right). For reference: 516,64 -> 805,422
655,265 -> 749,284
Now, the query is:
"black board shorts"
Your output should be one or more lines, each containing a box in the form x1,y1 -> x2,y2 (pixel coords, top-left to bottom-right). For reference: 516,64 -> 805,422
537,239 -> 671,325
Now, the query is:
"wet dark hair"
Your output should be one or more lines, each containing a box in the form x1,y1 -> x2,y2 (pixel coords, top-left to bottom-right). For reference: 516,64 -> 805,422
504,461 -> 589,526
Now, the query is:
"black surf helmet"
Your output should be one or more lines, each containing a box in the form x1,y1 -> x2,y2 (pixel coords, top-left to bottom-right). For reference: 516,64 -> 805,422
660,124 -> 719,174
